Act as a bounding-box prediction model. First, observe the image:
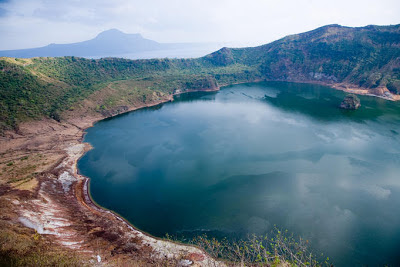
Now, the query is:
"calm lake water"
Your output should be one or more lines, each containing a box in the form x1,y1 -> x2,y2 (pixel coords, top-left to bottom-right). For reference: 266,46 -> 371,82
78,82 -> 400,266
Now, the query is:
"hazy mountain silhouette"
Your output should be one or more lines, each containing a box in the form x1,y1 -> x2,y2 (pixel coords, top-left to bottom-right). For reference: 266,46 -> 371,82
0,29 -> 217,58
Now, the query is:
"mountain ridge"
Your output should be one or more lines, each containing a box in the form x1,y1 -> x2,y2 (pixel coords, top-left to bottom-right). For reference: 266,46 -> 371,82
205,23 -> 400,94
1,23 -> 399,131
0,29 -> 212,58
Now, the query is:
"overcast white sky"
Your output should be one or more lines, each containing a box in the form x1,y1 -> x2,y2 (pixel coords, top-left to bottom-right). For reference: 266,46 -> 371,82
0,0 -> 399,50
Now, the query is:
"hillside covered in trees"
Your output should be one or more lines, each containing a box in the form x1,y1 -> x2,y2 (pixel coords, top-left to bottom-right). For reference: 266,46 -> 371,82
1,24 -> 399,132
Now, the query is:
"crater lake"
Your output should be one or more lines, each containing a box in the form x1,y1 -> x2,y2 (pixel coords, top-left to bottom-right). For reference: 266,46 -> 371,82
78,82 -> 400,266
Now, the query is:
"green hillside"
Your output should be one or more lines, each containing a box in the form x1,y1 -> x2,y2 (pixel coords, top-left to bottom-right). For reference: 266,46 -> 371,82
1,24 -> 399,132
218,24 -> 400,92
0,57 -> 256,131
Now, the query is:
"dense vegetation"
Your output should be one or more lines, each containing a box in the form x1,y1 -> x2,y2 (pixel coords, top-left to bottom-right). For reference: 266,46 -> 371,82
1,24 -> 399,132
0,59 -> 67,129
165,227 -> 331,266
0,56 -> 256,132
218,24 -> 400,92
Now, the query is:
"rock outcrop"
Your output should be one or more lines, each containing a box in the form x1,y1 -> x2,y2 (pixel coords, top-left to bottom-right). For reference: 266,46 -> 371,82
340,94 -> 361,110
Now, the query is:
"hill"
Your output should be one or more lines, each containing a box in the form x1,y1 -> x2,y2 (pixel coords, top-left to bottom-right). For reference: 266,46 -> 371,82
205,24 -> 400,95
1,24 -> 399,132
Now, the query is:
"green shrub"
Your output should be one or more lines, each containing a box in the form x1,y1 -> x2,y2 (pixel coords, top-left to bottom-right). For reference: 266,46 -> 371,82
190,227 -> 331,266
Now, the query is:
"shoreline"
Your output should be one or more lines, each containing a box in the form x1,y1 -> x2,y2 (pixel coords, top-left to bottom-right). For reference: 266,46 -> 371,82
0,85 -> 225,266
77,85 -> 223,225
263,79 -> 400,101
1,79 -> 398,265
72,78 -> 400,251
74,78 -> 397,250
68,85 -> 225,265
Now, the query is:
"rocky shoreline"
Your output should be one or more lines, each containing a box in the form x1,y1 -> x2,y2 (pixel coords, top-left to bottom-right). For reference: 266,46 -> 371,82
67,86 -> 227,265
0,86 -> 224,266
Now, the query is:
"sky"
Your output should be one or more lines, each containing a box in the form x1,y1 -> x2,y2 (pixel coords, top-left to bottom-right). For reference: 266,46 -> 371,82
0,0 -> 399,50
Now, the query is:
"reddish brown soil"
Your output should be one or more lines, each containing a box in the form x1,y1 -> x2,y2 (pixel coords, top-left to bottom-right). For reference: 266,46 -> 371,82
0,91 -> 224,266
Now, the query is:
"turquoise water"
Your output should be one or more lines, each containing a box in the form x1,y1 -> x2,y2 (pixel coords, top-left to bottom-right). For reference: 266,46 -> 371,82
78,82 -> 400,266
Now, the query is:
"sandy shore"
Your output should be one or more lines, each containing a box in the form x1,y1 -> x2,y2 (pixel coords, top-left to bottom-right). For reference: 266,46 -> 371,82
330,82 -> 400,101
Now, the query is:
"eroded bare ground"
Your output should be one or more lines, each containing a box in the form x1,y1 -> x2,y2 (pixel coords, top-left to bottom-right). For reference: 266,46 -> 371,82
0,106 -> 224,266
329,82 -> 400,101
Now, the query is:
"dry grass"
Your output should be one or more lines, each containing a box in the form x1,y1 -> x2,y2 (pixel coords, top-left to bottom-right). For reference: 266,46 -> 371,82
0,57 -> 34,66
85,79 -> 169,110
0,226 -> 86,266
14,177 -> 38,191
0,152 -> 61,187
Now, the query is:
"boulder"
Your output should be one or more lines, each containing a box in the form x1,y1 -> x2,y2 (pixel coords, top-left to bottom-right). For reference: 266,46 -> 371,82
340,94 -> 361,110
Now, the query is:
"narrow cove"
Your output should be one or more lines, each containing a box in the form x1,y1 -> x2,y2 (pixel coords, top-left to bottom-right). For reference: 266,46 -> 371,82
78,82 -> 400,266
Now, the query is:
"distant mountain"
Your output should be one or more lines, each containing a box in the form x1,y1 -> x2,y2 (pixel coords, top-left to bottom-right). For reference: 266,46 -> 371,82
0,29 -> 219,58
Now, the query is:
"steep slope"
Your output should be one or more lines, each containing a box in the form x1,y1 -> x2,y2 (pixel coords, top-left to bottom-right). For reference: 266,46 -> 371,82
1,24 -> 399,132
0,56 -> 256,131
205,24 -> 400,94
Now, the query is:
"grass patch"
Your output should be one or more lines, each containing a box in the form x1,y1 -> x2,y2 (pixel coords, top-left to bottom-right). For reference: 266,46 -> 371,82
0,227 -> 86,266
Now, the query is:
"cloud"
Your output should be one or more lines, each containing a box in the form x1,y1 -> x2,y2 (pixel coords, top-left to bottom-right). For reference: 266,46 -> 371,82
246,216 -> 271,235
333,205 -> 355,222
363,184 -> 391,200
0,0 -> 399,50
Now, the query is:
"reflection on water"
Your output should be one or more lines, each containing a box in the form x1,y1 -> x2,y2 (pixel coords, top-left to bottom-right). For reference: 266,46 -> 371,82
78,82 -> 400,266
